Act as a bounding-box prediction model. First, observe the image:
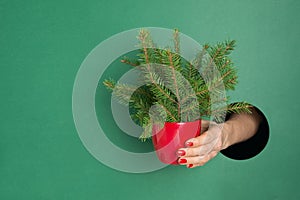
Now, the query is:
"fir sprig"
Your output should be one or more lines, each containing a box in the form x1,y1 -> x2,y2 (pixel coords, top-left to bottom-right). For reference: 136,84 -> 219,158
103,29 -> 251,140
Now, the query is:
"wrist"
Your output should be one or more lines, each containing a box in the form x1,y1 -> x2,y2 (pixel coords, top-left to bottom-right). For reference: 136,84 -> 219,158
221,121 -> 234,150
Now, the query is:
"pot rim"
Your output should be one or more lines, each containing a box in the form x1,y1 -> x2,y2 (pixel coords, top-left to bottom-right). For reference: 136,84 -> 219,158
164,119 -> 201,125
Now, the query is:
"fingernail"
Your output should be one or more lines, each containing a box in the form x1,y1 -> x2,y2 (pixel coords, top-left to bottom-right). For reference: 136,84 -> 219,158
178,158 -> 187,164
186,141 -> 193,147
177,150 -> 186,156
187,164 -> 193,168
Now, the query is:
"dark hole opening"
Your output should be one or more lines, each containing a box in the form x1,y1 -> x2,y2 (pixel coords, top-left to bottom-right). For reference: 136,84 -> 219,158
220,103 -> 270,160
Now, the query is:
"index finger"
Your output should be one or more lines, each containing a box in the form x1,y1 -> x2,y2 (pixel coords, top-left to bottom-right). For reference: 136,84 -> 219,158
185,131 -> 210,147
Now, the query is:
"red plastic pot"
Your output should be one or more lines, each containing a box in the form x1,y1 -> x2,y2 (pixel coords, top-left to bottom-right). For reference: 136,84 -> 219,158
152,119 -> 201,165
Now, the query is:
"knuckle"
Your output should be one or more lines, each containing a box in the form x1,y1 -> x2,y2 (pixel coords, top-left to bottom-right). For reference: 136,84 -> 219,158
186,148 -> 197,156
198,146 -> 208,156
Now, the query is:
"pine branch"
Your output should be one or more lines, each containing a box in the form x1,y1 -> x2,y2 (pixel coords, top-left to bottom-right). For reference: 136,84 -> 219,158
202,40 -> 237,87
103,79 -> 153,106
158,102 -> 177,122
138,30 -> 178,106
139,118 -> 152,141
210,102 -> 252,116
103,78 -> 116,91
103,29 -> 248,141
192,44 -> 210,70
173,28 -> 180,54
167,49 -> 181,119
226,102 -> 252,114
121,56 -> 140,66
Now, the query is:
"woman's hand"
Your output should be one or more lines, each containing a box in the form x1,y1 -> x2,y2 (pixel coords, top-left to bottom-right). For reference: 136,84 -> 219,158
176,120 -> 231,168
177,108 -> 262,168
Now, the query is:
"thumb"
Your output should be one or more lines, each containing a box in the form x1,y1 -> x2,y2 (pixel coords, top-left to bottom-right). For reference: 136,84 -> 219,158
200,119 -> 210,133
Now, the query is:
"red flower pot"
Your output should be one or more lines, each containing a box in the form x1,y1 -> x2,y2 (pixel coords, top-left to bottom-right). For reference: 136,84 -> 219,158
152,119 -> 201,165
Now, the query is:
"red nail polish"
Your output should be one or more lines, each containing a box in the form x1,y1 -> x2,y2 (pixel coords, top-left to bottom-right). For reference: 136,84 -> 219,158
186,142 -> 193,147
187,164 -> 193,168
177,150 -> 186,156
178,158 -> 187,164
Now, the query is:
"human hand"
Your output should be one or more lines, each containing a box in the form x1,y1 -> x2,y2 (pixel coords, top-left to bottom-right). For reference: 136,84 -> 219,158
176,120 -> 229,168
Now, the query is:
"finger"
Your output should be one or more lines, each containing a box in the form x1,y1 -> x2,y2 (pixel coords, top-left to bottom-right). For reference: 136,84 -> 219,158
178,155 -> 207,166
185,131 -> 212,147
178,151 -> 219,167
178,144 -> 214,157
186,122 -> 223,148
177,155 -> 204,165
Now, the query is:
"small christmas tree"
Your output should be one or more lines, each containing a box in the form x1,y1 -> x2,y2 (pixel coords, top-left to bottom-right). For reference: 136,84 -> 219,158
104,29 -> 251,141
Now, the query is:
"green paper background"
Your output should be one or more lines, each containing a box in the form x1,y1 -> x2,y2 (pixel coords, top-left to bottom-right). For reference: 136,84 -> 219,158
1,0 -> 299,199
